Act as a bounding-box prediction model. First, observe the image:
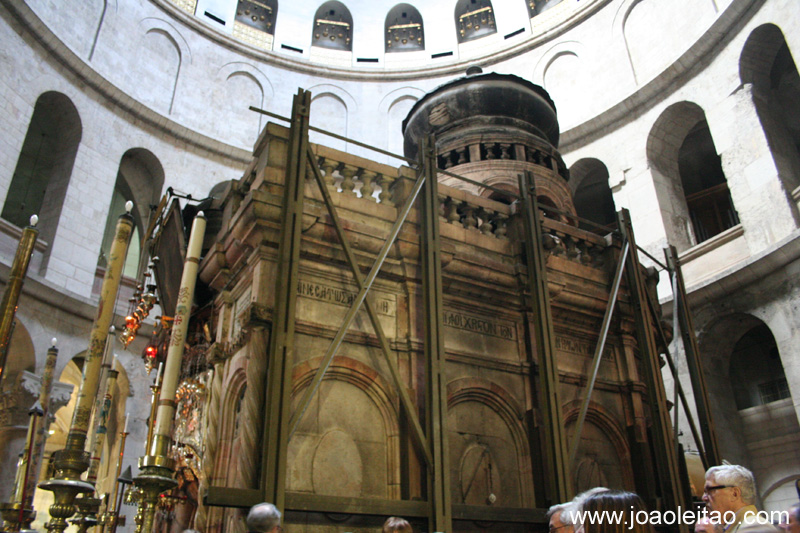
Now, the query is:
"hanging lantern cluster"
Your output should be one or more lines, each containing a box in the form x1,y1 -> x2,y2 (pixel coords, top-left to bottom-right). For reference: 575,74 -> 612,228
120,262 -> 159,348
386,15 -> 423,51
314,13 -> 351,49
235,0 -> 276,33
458,2 -> 495,40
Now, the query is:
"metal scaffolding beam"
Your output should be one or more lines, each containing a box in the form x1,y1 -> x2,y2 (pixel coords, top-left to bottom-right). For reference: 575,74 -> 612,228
518,171 -> 571,504
259,88 -> 311,511
618,209 -> 688,523
420,135 -> 452,533
664,245 -> 721,467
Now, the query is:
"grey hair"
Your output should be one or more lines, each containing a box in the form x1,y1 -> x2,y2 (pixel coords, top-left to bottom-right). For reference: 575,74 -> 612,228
547,502 -> 572,520
706,465 -> 756,505
568,487 -> 610,525
246,502 -> 281,532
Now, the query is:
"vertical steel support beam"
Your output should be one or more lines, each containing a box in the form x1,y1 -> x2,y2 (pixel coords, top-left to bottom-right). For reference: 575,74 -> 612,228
420,135 -> 451,533
664,245 -> 721,467
260,88 -> 311,511
568,240 -> 630,468
517,171 -> 571,504
618,209 -> 687,518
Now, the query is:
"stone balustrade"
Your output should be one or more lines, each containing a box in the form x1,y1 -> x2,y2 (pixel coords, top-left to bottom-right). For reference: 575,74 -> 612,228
436,182 -> 511,240
310,145 -> 400,206
541,216 -> 610,268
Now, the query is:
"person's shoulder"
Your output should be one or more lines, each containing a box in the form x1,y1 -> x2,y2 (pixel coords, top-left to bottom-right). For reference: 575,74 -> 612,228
738,509 -> 779,533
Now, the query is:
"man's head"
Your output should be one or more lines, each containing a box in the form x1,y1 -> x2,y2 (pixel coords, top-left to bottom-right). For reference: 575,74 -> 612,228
702,465 -> 756,515
246,502 -> 281,533
547,502 -> 576,533
382,516 -> 412,533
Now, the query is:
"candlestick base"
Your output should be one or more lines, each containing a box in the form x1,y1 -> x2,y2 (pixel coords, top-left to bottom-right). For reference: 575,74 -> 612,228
69,495 -> 101,533
0,502 -> 36,532
133,455 -> 176,533
37,477 -> 94,533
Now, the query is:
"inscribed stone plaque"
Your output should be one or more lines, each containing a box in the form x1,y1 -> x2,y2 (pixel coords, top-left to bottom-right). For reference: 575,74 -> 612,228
442,309 -> 519,360
555,335 -> 615,362
296,278 -> 397,337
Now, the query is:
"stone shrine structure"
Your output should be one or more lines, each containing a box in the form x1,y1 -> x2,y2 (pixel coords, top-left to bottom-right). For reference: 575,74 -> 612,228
1,0 -> 799,530
190,74 -> 687,532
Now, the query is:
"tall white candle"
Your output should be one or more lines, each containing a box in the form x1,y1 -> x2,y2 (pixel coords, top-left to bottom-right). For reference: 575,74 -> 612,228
123,413 -> 129,434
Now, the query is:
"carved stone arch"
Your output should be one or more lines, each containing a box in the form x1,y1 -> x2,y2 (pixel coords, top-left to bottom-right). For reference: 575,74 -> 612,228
214,359 -> 248,487
378,86 -> 425,115
216,62 -> 274,145
308,85 -> 356,152
291,356 -> 399,435
379,87 -> 425,163
562,401 -> 635,491
289,356 -> 400,498
446,377 -> 533,507
135,18 -> 192,114
532,40 -> 585,86
137,18 -> 192,63
611,0 -> 641,84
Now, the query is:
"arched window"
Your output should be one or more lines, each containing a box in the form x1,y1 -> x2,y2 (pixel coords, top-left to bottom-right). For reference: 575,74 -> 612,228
385,4 -> 424,53
2,92 -> 81,248
97,149 -> 164,282
678,120 -> 739,243
312,1 -> 353,51
526,0 -> 563,18
730,324 -> 789,410
571,159 -> 616,230
455,0 -> 496,44
647,102 -> 738,251
740,24 -> 800,207
235,0 -> 277,34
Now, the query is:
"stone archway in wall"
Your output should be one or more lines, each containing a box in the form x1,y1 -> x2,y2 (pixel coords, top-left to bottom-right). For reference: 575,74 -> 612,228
447,377 -> 534,508
740,23 -> 800,221
563,402 -> 635,493
0,319 -> 36,502
29,352 -> 131,530
289,356 -> 401,500
646,101 -> 739,252
697,313 -> 800,512
1,91 -> 82,274
570,158 -> 616,230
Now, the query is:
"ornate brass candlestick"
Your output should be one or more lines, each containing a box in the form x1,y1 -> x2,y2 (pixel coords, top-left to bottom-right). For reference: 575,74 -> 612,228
134,213 -> 206,533
99,428 -> 130,533
39,206 -> 134,533
0,215 -> 38,390
0,402 -> 41,532
1,340 -> 60,532
69,496 -> 101,533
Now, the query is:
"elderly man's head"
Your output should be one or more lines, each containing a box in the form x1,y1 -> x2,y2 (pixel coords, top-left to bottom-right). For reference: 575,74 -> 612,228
246,503 -> 281,533
702,465 -> 756,516
547,502 -> 576,533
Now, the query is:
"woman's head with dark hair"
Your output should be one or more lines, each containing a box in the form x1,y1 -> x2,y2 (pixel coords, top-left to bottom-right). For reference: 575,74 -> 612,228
579,490 -> 653,533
